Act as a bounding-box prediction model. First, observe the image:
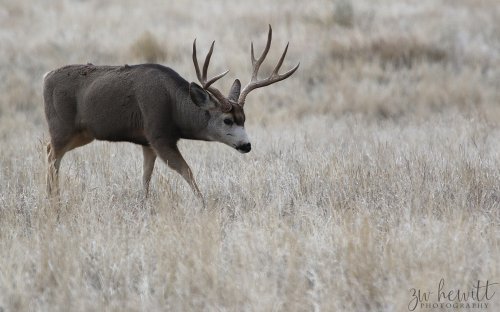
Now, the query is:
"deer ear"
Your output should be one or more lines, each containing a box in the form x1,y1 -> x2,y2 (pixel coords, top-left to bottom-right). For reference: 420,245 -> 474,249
189,82 -> 213,110
228,79 -> 241,102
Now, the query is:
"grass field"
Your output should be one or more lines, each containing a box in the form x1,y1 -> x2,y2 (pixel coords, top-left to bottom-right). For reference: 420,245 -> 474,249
0,0 -> 499,311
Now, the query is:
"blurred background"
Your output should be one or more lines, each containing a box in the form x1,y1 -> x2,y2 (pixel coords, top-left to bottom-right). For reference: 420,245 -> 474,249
1,0 -> 499,129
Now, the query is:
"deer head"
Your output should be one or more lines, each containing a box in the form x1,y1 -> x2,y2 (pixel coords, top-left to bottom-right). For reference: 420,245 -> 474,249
190,25 -> 299,153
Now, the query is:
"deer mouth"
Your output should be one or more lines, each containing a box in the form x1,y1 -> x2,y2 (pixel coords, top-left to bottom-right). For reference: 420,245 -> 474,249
236,142 -> 251,153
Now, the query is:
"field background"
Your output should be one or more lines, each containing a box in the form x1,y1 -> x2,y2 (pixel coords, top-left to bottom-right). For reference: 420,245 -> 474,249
1,0 -> 499,311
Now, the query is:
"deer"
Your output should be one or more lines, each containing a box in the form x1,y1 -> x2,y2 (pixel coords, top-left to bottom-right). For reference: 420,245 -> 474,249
43,25 -> 299,205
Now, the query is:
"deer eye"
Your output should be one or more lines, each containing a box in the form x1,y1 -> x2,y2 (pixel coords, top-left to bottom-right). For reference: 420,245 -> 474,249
223,118 -> 234,126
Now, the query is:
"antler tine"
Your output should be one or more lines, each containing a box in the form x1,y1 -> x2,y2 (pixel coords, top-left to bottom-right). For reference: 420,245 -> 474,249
250,24 -> 272,82
192,40 -> 229,90
272,42 -> 289,76
251,42 -> 255,66
205,70 -> 230,89
238,25 -> 299,106
202,41 -> 214,82
270,42 -> 300,81
192,39 -> 203,84
277,62 -> 300,81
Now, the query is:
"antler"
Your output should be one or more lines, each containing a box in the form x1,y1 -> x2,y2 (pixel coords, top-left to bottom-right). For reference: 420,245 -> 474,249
238,25 -> 300,106
192,39 -> 232,111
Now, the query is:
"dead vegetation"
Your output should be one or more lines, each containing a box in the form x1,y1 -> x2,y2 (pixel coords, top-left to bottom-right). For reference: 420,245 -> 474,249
0,0 -> 499,311
329,35 -> 447,68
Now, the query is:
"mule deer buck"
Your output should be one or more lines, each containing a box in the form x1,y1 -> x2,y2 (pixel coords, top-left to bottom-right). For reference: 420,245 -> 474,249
43,25 -> 298,203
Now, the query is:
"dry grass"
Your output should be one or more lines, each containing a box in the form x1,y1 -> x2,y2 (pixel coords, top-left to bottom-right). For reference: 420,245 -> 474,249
0,0 -> 499,311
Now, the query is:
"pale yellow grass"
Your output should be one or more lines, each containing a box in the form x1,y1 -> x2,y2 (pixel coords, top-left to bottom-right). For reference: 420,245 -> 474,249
0,0 -> 499,311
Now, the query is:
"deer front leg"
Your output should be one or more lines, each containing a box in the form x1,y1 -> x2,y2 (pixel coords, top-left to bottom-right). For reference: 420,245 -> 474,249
152,143 -> 205,207
142,146 -> 157,196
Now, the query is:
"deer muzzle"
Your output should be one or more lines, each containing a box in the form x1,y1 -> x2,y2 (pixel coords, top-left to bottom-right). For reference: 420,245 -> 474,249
236,142 -> 251,153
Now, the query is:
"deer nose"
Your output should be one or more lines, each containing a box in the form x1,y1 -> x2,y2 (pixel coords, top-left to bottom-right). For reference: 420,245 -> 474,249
237,142 -> 251,153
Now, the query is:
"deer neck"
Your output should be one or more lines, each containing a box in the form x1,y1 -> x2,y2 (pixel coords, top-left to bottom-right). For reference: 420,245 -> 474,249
174,88 -> 211,141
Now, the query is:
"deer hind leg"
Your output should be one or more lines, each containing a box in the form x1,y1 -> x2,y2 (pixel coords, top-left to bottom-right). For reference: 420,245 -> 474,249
46,142 -> 68,198
46,131 -> 94,197
142,146 -> 157,196
46,143 -> 62,196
